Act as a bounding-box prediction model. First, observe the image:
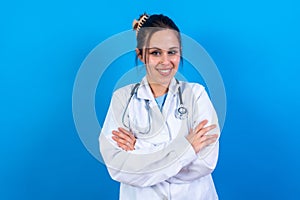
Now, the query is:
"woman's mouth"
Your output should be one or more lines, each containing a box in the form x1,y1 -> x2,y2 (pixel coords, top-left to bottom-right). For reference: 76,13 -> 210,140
157,68 -> 172,76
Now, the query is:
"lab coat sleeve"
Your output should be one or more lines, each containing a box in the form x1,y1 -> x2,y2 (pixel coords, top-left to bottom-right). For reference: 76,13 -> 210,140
99,90 -> 198,187
167,86 -> 220,184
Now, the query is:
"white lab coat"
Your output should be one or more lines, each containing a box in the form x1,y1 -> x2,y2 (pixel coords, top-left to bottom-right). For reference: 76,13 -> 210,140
99,76 -> 220,200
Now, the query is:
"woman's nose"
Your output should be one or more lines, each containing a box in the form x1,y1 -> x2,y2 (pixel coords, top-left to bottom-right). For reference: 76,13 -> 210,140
159,53 -> 170,65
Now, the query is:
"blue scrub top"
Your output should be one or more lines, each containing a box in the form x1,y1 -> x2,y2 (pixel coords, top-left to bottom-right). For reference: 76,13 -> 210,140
155,93 -> 168,112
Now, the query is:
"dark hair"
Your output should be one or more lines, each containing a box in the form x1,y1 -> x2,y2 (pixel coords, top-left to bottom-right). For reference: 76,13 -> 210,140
134,14 -> 182,65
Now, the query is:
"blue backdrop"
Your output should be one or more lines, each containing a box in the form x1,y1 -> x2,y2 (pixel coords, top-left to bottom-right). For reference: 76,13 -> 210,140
1,0 -> 299,199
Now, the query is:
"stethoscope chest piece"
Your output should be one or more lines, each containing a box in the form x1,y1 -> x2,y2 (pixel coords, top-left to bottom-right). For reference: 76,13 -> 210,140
175,104 -> 188,120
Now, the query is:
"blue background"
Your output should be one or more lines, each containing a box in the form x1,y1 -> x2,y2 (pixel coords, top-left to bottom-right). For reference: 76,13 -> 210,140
1,0 -> 299,199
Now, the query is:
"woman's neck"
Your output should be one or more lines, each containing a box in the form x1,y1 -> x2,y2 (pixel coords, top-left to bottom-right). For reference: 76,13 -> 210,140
149,83 -> 169,98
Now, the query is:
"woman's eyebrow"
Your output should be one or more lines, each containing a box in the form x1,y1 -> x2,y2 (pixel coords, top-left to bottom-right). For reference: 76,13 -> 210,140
147,47 -> 160,50
147,47 -> 180,50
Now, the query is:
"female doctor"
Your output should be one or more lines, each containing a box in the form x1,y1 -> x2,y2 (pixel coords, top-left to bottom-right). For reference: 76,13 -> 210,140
99,13 -> 220,200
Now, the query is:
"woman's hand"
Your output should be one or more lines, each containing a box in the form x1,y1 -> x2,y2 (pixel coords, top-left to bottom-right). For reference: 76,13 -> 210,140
112,127 -> 136,151
186,119 -> 218,154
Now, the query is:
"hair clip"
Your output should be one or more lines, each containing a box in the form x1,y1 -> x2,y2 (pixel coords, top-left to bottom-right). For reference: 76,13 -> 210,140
132,13 -> 149,35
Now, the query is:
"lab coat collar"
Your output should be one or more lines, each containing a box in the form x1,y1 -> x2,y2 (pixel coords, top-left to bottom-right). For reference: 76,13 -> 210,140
136,76 -> 179,100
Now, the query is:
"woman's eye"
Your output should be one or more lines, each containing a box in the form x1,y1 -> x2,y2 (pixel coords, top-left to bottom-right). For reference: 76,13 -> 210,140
150,51 -> 161,56
168,50 -> 178,55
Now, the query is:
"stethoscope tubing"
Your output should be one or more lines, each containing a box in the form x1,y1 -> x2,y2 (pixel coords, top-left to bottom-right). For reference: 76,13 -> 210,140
122,80 -> 188,134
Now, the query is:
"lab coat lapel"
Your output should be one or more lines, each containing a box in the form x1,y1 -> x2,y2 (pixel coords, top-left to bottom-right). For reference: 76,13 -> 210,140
136,76 -> 154,101
161,78 -> 179,118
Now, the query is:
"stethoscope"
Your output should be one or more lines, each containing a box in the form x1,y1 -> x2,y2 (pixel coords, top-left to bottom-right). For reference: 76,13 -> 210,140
121,79 -> 188,134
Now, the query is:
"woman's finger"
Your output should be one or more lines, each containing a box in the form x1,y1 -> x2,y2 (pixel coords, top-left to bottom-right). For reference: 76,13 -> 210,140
118,128 -> 136,146
112,131 -> 135,151
199,134 -> 218,143
194,134 -> 218,153
117,142 -> 129,151
197,124 -> 217,136
112,130 -> 133,145
118,127 -> 136,141
117,141 -> 134,151
114,136 -> 135,151
113,135 -> 131,146
193,120 -> 208,134
200,136 -> 218,148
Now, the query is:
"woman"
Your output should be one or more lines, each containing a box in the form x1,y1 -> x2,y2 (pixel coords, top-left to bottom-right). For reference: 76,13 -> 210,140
99,13 -> 220,200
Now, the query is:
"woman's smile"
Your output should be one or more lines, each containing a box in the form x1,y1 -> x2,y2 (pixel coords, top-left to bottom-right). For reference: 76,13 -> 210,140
156,67 -> 173,76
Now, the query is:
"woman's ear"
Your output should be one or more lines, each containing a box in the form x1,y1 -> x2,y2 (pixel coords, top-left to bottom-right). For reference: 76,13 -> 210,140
135,48 -> 144,62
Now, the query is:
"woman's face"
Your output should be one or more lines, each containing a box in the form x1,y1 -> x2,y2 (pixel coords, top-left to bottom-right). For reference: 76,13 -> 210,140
140,29 -> 181,87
